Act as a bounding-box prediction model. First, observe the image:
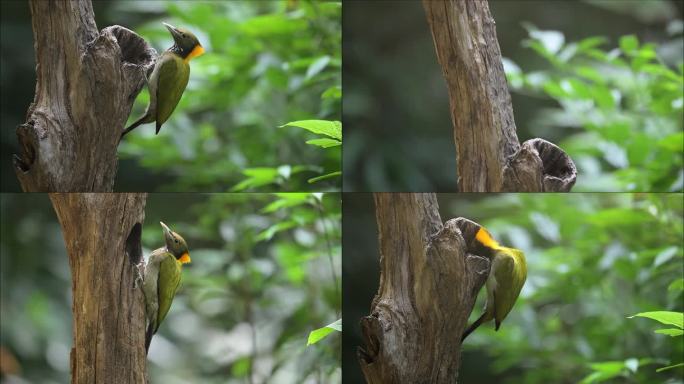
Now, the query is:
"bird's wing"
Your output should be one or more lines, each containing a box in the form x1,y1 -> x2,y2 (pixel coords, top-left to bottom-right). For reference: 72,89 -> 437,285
155,252 -> 182,333
492,253 -> 517,329
155,53 -> 190,131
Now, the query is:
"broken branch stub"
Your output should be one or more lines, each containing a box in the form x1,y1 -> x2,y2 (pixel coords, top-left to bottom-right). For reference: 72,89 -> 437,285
502,138 -> 577,192
359,193 -> 491,383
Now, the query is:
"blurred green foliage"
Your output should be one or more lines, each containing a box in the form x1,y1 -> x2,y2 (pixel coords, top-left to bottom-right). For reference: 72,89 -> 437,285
233,120 -> 342,191
116,1 -> 341,192
505,25 -> 683,192
0,193 -> 341,383
343,193 -> 684,384
342,0 -> 682,192
454,193 -> 683,384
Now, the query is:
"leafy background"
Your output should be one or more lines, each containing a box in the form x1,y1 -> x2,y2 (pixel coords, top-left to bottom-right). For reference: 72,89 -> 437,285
343,0 -> 683,192
343,193 -> 683,384
0,1 -> 341,192
0,193 -> 341,383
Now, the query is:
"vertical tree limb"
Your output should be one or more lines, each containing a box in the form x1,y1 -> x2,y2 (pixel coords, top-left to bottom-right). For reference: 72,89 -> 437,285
423,0 -> 576,192
50,193 -> 148,384
15,0 -> 156,192
358,193 -> 490,383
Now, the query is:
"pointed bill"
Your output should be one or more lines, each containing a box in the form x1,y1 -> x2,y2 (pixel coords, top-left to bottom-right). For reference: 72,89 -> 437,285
160,221 -> 171,235
162,22 -> 182,41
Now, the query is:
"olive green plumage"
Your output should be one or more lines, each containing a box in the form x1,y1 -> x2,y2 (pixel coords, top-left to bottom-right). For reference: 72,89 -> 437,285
121,23 -> 204,138
143,221 -> 191,353
462,227 -> 527,341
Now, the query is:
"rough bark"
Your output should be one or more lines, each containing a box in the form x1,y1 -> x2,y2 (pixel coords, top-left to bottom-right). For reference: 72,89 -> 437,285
50,193 -> 148,384
358,193 -> 490,383
423,0 -> 576,192
14,0 -> 156,192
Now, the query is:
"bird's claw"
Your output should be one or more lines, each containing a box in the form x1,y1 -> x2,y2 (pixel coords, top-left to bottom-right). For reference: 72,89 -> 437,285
132,261 -> 146,289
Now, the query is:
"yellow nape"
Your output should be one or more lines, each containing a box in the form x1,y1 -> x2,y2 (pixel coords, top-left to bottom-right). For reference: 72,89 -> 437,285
185,45 -> 205,62
475,227 -> 501,250
179,252 -> 192,264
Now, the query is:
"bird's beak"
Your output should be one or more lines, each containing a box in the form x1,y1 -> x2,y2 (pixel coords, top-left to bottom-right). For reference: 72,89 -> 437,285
160,221 -> 171,235
162,22 -> 182,42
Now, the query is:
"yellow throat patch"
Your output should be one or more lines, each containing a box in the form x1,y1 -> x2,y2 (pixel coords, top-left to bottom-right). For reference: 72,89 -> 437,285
475,227 -> 501,250
185,45 -> 205,62
178,252 -> 191,264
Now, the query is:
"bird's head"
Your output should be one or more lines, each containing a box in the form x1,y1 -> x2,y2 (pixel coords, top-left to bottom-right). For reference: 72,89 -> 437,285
163,22 -> 204,61
160,221 -> 191,264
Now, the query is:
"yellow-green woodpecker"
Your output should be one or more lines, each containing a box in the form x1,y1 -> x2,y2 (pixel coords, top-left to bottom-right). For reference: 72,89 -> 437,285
121,23 -> 205,138
461,227 -> 527,341
143,222 -> 191,352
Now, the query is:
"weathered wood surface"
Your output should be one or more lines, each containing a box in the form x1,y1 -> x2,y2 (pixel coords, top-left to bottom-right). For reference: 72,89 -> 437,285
50,193 -> 148,383
358,193 -> 490,383
15,0 -> 156,192
423,0 -> 576,192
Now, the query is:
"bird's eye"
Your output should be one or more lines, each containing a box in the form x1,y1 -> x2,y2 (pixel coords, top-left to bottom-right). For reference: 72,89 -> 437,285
174,239 -> 179,243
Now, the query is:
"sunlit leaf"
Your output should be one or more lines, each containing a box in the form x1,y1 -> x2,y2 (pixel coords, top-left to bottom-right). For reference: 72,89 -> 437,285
668,278 -> 684,292
282,120 -> 342,140
306,55 -> 331,80
619,35 -> 639,54
307,319 -> 341,346
628,311 -> 683,329
654,328 -> 684,337
306,138 -> 341,148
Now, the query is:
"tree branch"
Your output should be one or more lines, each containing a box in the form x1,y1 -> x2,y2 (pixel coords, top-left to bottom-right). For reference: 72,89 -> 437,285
358,193 -> 490,383
15,0 -> 156,192
50,193 -> 148,383
423,0 -> 576,192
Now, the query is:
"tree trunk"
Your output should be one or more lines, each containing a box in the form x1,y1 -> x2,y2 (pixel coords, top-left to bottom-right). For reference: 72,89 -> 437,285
423,0 -> 577,192
358,193 -> 490,383
14,0 -> 156,192
50,193 -> 148,384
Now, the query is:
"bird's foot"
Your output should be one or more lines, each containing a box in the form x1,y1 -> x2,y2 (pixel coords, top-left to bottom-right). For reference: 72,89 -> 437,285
132,262 -> 145,289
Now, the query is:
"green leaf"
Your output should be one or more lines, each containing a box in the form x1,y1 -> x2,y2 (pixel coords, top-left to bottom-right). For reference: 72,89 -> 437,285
322,85 -> 342,100
653,246 -> 678,267
256,221 -> 297,241
306,55 -> 331,80
281,120 -> 342,140
576,36 -> 608,53
308,171 -> 341,183
628,311 -> 683,329
261,193 -> 311,213
619,35 -> 639,54
528,28 -> 565,55
580,361 -> 625,384
231,168 -> 280,192
231,357 -> 251,378
654,328 -> 684,337
284,120 -> 341,140
307,319 -> 341,346
306,138 -> 341,148
658,132 -> 684,153
575,66 -> 605,84
656,362 -> 684,372
592,85 -> 615,109
668,278 -> 684,292
624,358 -> 639,373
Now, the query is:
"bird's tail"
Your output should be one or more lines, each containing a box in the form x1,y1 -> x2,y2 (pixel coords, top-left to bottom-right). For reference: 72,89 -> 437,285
145,322 -> 155,354
461,312 -> 488,342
